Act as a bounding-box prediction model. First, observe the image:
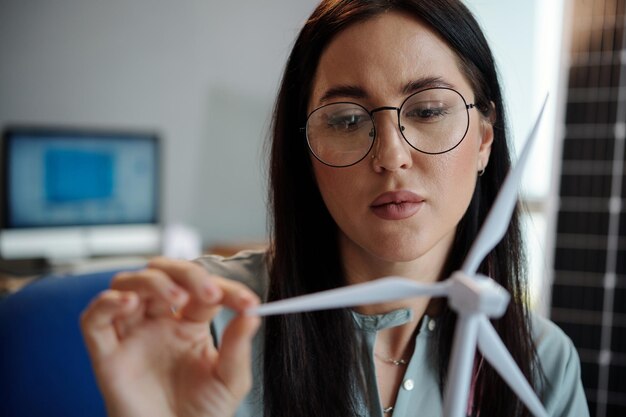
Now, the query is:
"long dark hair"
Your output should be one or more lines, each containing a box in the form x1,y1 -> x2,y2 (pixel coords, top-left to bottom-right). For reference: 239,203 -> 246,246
264,1 -> 539,416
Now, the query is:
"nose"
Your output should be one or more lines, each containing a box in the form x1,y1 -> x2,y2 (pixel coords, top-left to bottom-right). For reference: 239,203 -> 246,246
370,108 -> 413,172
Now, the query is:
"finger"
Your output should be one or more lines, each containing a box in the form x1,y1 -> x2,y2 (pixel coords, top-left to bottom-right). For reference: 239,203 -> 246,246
215,314 -> 262,399
148,258 -> 258,316
148,258 -> 262,321
80,290 -> 139,358
213,275 -> 260,310
148,257 -> 221,304
112,269 -> 189,312
181,275 -> 263,323
145,258 -> 222,322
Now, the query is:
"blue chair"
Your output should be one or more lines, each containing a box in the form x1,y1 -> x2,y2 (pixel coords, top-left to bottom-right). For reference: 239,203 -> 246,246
0,269 -> 121,417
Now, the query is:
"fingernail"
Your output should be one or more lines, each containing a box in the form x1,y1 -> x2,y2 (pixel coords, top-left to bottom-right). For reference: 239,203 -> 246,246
203,284 -> 220,302
120,293 -> 134,305
238,291 -> 257,307
169,287 -> 185,302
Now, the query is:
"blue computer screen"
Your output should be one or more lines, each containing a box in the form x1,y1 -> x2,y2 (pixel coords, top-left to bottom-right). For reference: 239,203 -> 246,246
4,130 -> 159,228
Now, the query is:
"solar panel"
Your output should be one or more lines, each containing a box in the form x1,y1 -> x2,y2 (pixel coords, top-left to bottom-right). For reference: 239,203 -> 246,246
551,1 -> 626,415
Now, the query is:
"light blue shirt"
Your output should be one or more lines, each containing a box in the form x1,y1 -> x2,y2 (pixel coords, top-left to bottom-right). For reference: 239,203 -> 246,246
197,250 -> 589,417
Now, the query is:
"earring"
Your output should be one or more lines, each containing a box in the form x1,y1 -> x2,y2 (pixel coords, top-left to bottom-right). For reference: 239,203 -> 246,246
478,168 -> 485,177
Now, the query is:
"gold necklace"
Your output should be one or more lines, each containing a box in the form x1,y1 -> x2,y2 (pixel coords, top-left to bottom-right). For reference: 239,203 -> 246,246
375,352 -> 408,414
374,352 -> 408,366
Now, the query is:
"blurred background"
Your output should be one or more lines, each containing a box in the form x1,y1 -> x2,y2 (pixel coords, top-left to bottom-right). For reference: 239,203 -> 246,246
0,0 -> 624,415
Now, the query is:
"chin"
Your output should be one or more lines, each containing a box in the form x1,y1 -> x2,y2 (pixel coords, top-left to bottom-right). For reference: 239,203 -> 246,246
368,240 -> 433,263
365,230 -> 454,266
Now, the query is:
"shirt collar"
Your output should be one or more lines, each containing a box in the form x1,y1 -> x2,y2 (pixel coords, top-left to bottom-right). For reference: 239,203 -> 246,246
350,308 -> 414,331
350,308 -> 438,337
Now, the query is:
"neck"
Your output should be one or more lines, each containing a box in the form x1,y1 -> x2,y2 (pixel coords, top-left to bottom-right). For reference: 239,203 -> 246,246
374,317 -> 420,358
339,233 -> 450,317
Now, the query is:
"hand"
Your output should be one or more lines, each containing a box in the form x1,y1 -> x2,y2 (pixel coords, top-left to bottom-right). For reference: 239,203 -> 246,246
80,257 -> 261,417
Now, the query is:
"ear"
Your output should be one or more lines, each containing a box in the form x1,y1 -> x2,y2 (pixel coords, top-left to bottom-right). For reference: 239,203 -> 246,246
477,102 -> 495,172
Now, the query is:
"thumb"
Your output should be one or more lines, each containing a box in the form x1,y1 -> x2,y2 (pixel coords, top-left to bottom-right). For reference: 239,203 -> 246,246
216,314 -> 261,399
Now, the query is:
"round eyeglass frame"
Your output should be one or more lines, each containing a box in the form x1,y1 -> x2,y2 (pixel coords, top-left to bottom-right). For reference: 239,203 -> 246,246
303,87 -> 477,168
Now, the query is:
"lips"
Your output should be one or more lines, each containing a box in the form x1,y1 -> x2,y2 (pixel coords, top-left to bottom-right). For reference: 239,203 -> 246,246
370,190 -> 425,220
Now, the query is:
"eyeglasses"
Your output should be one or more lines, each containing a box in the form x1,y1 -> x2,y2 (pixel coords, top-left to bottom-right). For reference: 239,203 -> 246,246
303,87 -> 477,167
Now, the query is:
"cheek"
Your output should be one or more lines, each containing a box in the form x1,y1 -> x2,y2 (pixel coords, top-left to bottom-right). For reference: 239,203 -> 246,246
312,163 -> 357,210
431,158 -> 473,203
451,121 -> 485,172
312,162 -> 370,234
429,132 -> 482,202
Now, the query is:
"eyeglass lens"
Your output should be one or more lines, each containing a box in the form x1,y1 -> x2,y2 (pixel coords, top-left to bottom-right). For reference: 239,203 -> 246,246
306,88 -> 470,167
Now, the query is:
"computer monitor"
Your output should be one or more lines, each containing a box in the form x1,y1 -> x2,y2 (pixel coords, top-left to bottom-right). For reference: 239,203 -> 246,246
0,126 -> 161,261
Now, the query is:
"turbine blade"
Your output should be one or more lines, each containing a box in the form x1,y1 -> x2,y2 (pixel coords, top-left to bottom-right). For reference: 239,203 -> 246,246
462,95 -> 548,275
442,314 -> 481,417
476,317 -> 548,417
247,277 -> 451,316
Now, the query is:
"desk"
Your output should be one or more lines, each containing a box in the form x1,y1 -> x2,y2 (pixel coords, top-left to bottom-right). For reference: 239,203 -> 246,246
0,275 -> 38,297
0,256 -> 150,298
0,243 -> 267,297
0,258 -> 48,297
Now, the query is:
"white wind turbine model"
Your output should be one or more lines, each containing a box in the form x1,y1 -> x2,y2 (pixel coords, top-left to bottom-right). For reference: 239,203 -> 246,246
247,97 -> 549,417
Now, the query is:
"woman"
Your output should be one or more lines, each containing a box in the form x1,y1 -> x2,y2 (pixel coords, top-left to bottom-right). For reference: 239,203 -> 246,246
80,1 -> 588,416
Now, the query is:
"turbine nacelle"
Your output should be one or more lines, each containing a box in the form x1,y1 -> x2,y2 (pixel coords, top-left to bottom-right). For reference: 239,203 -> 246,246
448,272 -> 509,318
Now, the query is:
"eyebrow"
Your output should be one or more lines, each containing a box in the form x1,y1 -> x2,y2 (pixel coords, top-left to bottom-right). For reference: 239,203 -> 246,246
401,76 -> 453,95
318,76 -> 454,105
318,85 -> 368,103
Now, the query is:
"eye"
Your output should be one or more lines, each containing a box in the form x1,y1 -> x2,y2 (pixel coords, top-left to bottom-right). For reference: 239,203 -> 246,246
326,111 -> 369,132
404,103 -> 449,121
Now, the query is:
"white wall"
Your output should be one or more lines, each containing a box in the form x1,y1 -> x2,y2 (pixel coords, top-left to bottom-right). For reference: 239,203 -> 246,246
465,0 -> 567,313
0,0 -> 315,246
465,0 -> 566,197
0,0 -> 562,257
